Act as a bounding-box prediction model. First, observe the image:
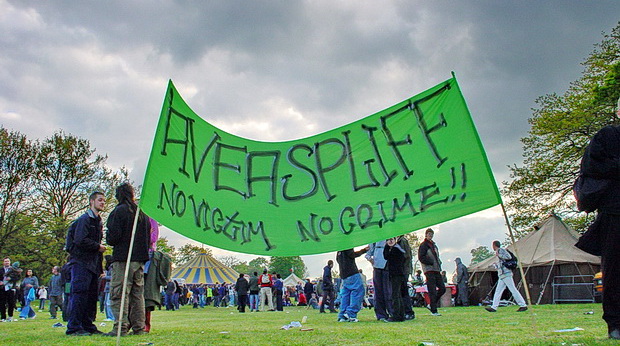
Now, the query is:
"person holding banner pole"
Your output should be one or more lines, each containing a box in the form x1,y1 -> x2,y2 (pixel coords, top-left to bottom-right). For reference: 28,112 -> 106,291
104,183 -> 151,337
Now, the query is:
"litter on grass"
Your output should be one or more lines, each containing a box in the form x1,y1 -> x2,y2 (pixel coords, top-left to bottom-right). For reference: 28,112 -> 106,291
553,327 -> 584,333
281,321 -> 303,330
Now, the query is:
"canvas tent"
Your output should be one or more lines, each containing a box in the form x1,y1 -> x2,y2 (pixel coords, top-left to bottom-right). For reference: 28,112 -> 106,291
283,272 -> 304,287
171,251 -> 239,284
468,214 -> 600,305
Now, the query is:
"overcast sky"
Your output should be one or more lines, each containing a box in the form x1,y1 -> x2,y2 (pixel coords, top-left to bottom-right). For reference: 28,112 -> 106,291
2,1 -> 619,278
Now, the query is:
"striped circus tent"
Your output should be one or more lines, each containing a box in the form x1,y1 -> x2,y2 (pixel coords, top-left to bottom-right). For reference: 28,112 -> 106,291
171,251 -> 239,284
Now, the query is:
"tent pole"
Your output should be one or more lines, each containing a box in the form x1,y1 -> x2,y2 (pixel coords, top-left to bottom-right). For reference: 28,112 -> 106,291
537,259 -> 555,305
500,202 -> 532,306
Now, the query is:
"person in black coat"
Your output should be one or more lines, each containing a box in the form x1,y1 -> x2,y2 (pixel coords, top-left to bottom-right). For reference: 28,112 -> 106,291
234,274 -> 249,313
384,236 -> 408,322
576,100 -> 620,340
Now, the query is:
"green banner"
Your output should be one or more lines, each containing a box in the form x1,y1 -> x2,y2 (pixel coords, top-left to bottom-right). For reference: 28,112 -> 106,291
140,77 -> 501,256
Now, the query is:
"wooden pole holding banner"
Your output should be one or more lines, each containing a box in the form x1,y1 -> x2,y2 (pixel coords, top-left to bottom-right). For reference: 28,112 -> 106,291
500,202 -> 532,306
116,206 -> 141,346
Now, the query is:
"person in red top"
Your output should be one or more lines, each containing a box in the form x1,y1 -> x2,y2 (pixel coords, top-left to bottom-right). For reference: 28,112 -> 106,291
258,269 -> 274,311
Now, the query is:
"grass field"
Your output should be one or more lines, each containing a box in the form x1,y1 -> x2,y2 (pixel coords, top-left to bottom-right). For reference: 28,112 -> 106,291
0,302 -> 616,345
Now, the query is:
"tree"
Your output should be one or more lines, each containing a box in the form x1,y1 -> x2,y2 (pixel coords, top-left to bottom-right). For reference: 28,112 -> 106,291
175,244 -> 211,266
231,261 -> 251,275
217,255 -> 242,268
156,237 -> 177,262
269,256 -> 307,279
503,22 -> 620,236
248,257 -> 269,274
469,246 -> 494,266
0,128 -> 37,261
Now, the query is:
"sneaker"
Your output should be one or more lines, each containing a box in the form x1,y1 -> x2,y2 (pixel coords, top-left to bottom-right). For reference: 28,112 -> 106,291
485,307 -> 497,313
131,330 -> 148,336
379,318 -> 389,323
0,319 -> 5,322
49,316 -> 57,319
348,318 -> 359,322
431,312 -> 442,316
610,329 -> 620,340
516,306 -> 528,312
338,318 -> 349,322
405,314 -> 415,320
319,311 -> 326,313
386,317 -> 403,322
103,331 -> 127,337
52,322 -> 64,328
90,330 -> 104,335
6,317 -> 12,322
343,313 -> 350,320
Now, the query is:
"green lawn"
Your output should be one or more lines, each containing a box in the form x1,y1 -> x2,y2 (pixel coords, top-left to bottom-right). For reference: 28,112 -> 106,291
0,303 -> 616,345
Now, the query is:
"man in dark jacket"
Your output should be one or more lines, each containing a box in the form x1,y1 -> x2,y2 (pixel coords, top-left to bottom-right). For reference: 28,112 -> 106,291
65,191 -> 107,336
248,272 -> 259,312
454,257 -> 469,306
418,228 -> 445,316
384,236 -> 410,322
235,274 -> 249,313
577,101 -> 620,340
104,183 -> 151,337
320,260 -> 337,313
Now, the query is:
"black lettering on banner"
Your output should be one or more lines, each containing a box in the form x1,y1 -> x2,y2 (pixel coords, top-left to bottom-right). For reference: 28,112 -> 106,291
356,204 -> 382,229
296,213 -> 321,242
219,211 -> 242,241
282,144 -> 319,201
213,142 -> 248,198
408,82 -> 451,168
158,181 -> 180,215
380,109 -> 414,180
342,130 -> 380,192
339,206 -> 356,235
243,221 -> 275,251
361,124 -> 397,186
188,196 -> 211,231
211,207 -> 224,233
314,138 -> 347,202
449,163 -> 468,202
247,150 -> 281,206
319,216 -> 334,235
161,106 -> 195,179
415,183 -> 449,212
389,192 -> 419,221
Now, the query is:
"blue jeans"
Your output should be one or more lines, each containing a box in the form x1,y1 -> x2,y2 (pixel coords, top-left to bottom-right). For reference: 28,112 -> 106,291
338,273 -> 364,320
104,292 -> 114,320
249,293 -> 258,311
19,295 -> 36,319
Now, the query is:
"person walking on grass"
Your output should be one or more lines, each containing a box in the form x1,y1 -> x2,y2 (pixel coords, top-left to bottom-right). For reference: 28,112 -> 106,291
48,266 -> 63,320
485,240 -> 527,313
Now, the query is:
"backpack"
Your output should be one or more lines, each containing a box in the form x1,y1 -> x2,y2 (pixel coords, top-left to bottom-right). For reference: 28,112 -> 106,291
261,274 -> 271,284
64,220 -> 78,254
502,250 -> 518,270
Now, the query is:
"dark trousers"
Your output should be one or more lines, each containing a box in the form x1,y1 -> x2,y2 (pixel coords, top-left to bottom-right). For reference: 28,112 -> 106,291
66,264 -> 99,335
390,275 -> 407,321
275,290 -> 283,311
49,295 -> 63,318
372,268 -> 392,319
600,213 -> 620,331
320,288 -> 336,312
425,271 -> 446,314
0,288 -> 15,320
237,295 -> 248,312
